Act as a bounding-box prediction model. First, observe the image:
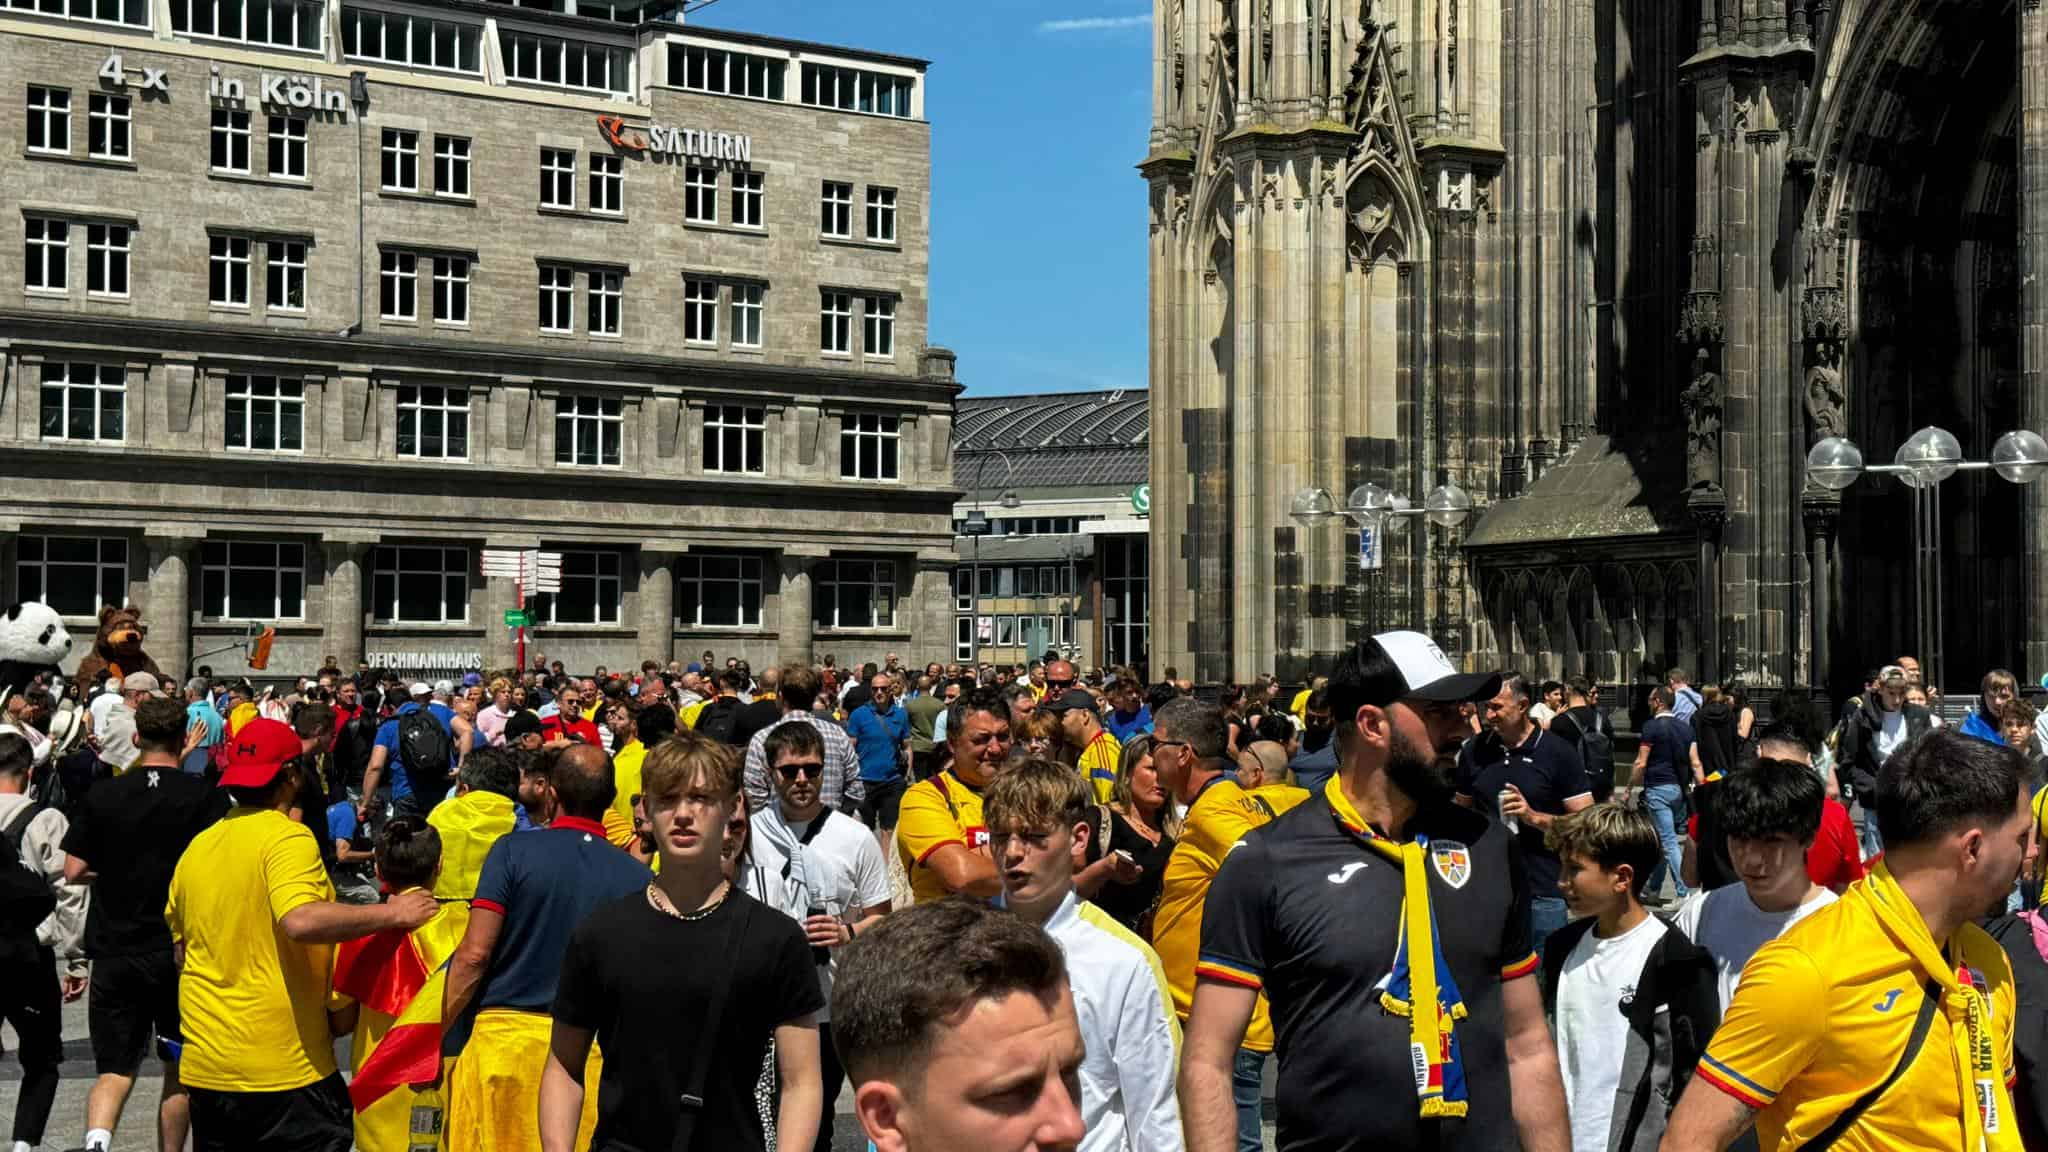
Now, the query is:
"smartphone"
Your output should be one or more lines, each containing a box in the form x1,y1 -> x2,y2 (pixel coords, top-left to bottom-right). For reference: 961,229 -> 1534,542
1113,849 -> 1137,866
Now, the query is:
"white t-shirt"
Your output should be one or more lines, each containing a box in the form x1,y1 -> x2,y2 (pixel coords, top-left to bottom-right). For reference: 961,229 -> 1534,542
1875,708 -> 1909,762
1673,884 -> 1837,1009
1556,915 -> 1667,1152
737,807 -> 890,1023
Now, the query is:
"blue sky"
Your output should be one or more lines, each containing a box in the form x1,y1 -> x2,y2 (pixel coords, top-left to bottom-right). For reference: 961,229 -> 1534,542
695,0 -> 1153,397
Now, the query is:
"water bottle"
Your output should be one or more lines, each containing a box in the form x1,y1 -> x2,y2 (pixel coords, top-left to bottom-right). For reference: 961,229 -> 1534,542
409,1088 -> 444,1152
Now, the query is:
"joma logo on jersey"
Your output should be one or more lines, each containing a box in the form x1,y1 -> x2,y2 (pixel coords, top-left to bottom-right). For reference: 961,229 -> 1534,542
1430,840 -> 1471,888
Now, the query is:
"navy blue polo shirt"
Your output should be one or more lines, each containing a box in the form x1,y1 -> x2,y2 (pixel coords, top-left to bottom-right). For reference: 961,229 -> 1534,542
1454,726 -> 1592,894
471,816 -> 652,1013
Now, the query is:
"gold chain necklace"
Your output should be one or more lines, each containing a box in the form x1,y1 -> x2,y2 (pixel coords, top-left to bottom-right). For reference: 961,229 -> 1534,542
645,879 -> 731,922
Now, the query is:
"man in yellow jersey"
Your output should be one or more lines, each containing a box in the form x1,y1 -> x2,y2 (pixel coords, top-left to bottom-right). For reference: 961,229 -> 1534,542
1233,741 -> 1310,816
1147,695 -> 1286,1152
599,696 -> 645,849
1667,727 -> 2032,1152
1185,632 -> 1566,1152
895,688 -> 1010,903
1048,689 -> 1123,804
1027,661 -> 1050,701
167,718 -> 436,1152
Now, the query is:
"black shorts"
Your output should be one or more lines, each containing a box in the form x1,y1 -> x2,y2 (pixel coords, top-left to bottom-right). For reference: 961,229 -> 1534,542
188,1072 -> 352,1152
88,950 -> 181,1076
859,779 -> 907,830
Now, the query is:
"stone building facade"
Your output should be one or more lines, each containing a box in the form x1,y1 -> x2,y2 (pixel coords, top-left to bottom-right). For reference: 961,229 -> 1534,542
0,0 -> 959,682
1144,0 -> 2041,698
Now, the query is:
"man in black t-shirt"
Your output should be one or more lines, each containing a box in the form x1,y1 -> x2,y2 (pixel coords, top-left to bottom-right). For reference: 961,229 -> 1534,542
1186,631 -> 1569,1152
544,730 -> 822,1152
1543,676 -> 1614,803
61,696 -> 228,1152
1453,673 -> 1593,959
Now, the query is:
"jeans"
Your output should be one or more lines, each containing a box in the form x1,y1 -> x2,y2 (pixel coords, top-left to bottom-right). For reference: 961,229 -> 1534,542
1857,803 -> 1884,862
1529,896 -> 1570,964
1231,1047 -> 1265,1152
1643,783 -> 1689,901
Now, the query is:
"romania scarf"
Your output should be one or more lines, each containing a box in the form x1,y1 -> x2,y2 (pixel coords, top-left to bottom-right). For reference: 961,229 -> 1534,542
1323,775 -> 1469,1119
1862,862 -> 2021,1151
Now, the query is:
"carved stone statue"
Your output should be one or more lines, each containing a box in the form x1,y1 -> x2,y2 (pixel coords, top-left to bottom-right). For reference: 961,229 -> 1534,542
1681,350 -> 1724,494
1804,343 -> 1845,445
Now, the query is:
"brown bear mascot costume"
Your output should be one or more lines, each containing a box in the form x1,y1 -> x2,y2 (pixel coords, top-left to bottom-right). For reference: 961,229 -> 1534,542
72,604 -> 162,699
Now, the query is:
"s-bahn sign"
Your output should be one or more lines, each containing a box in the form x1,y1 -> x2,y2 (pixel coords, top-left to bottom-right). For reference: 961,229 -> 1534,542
598,115 -> 753,164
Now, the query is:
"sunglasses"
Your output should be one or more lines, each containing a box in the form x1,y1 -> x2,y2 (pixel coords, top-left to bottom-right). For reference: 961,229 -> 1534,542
775,760 -> 826,780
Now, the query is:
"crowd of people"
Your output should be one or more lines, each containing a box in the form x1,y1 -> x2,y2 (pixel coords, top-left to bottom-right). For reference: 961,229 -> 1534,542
0,633 -> 2042,1152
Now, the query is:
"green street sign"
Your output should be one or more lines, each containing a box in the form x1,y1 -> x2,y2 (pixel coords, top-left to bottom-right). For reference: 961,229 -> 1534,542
504,609 -> 531,628
1131,483 -> 1151,515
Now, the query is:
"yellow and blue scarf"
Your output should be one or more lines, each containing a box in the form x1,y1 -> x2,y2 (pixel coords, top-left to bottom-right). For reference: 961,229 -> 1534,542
1324,775 -> 1469,1119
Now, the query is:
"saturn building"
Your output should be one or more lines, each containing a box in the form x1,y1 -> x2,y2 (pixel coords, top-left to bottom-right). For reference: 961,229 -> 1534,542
0,0 -> 959,681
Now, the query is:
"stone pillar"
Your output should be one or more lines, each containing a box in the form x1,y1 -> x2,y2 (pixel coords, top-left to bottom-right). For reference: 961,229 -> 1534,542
912,556 -> 955,668
142,532 -> 200,682
1803,498 -> 1839,692
1689,496 -> 1727,684
2022,0 -> 2048,674
638,549 -> 677,667
322,538 -> 373,670
776,553 -> 816,668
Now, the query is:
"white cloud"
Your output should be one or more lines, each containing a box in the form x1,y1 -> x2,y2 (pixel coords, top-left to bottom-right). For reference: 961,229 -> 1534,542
1038,14 -> 1150,32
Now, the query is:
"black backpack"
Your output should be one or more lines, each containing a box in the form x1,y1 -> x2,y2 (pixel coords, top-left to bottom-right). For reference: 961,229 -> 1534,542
396,708 -> 454,795
0,805 -> 54,956
335,710 -> 380,791
694,697 -> 743,745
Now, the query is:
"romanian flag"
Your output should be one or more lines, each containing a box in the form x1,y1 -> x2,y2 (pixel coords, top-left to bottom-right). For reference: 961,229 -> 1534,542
337,900 -> 470,1151
429,792 -> 519,902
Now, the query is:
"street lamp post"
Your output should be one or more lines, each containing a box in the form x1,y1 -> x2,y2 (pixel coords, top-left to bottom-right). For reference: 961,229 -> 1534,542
1806,426 -> 2048,691
963,451 -> 1019,670
1291,481 -> 1474,642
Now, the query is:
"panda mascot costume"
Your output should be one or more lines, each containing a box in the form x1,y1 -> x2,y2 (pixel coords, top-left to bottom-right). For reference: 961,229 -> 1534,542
0,602 -> 86,770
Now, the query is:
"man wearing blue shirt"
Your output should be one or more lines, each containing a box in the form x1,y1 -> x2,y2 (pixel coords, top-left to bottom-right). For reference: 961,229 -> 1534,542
846,672 -> 911,852
1103,676 -> 1153,742
358,682 -> 457,823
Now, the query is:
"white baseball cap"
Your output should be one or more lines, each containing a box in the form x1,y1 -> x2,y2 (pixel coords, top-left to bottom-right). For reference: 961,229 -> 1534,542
409,682 -> 432,697
1358,631 -> 1501,705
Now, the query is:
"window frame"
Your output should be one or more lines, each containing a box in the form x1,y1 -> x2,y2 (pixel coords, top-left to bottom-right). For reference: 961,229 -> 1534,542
265,113 -> 307,180
588,267 -> 622,337
171,0 -> 325,50
395,383 -> 471,461
540,147 -> 577,210
208,233 -> 251,308
14,535 -> 129,620
820,290 -> 852,354
342,7 -> 483,74
683,277 -> 719,345
24,216 -> 68,293
838,411 -> 902,481
589,153 -> 623,215
85,222 -> 129,299
370,544 -> 471,624
532,549 -> 623,625
209,107 -> 251,173
433,134 -> 472,198
675,552 -> 765,629
684,164 -> 718,224
864,296 -> 896,359
538,263 -> 575,333
266,238 -> 307,312
813,558 -> 897,631
431,253 -> 470,326
865,185 -> 897,242
37,361 -> 124,443
731,169 -> 764,229
199,539 -> 307,622
730,281 -> 763,349
379,126 -> 419,192
702,404 -> 765,475
87,91 -> 130,161
379,248 -> 418,320
820,180 -> 852,238
26,85 -> 71,155
222,373 -> 305,453
553,394 -> 622,467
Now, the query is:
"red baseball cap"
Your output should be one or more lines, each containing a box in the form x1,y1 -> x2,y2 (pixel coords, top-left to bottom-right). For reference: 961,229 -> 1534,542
217,718 -> 302,789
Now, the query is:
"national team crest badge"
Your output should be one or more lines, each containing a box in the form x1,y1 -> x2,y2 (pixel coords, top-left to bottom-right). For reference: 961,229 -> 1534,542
1430,840 -> 1471,889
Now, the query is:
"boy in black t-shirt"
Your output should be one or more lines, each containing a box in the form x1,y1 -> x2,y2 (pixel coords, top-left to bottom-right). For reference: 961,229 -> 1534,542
543,730 -> 823,1152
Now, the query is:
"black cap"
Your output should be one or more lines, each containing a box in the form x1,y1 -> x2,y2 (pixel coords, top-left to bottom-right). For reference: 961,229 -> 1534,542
504,711 -> 544,742
1043,689 -> 1099,713
1356,631 -> 1501,706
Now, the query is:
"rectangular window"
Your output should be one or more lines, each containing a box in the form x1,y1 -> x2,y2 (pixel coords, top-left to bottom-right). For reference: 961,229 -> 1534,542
955,615 -> 973,661
801,63 -> 915,117
1040,566 -> 1058,596
538,264 -> 574,332
210,107 -> 250,173
380,127 -> 418,191
683,278 -> 718,345
200,540 -> 305,621
266,114 -> 307,179
866,186 -> 897,242
820,291 -> 851,354
3,0 -> 149,26
555,395 -> 621,466
15,536 -> 128,619
503,30 -> 633,95
379,249 -> 417,320
172,0 -> 324,48
540,148 -> 576,209
588,268 -> 621,336
995,615 -> 1016,647
731,169 -> 763,228
955,567 -> 972,610
730,282 -> 762,349
1061,565 -> 1076,596
670,43 -> 785,100
864,296 -> 896,358
996,567 -> 1015,597
977,566 -> 996,597
87,92 -> 129,160
371,545 -> 469,623
209,234 -> 250,307
342,7 -> 483,73
1017,567 -> 1036,597
86,223 -> 129,298
676,553 -> 763,628
26,86 -> 70,154
223,374 -> 303,452
702,404 -> 764,474
684,165 -> 717,224
266,239 -> 306,311
839,412 -> 901,480
24,217 -> 67,292
396,384 -> 469,460
432,255 -> 469,325
533,550 -> 621,625
37,361 -> 123,443
813,559 -> 896,630
820,180 -> 852,237
589,154 -> 624,214
433,135 -> 471,197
